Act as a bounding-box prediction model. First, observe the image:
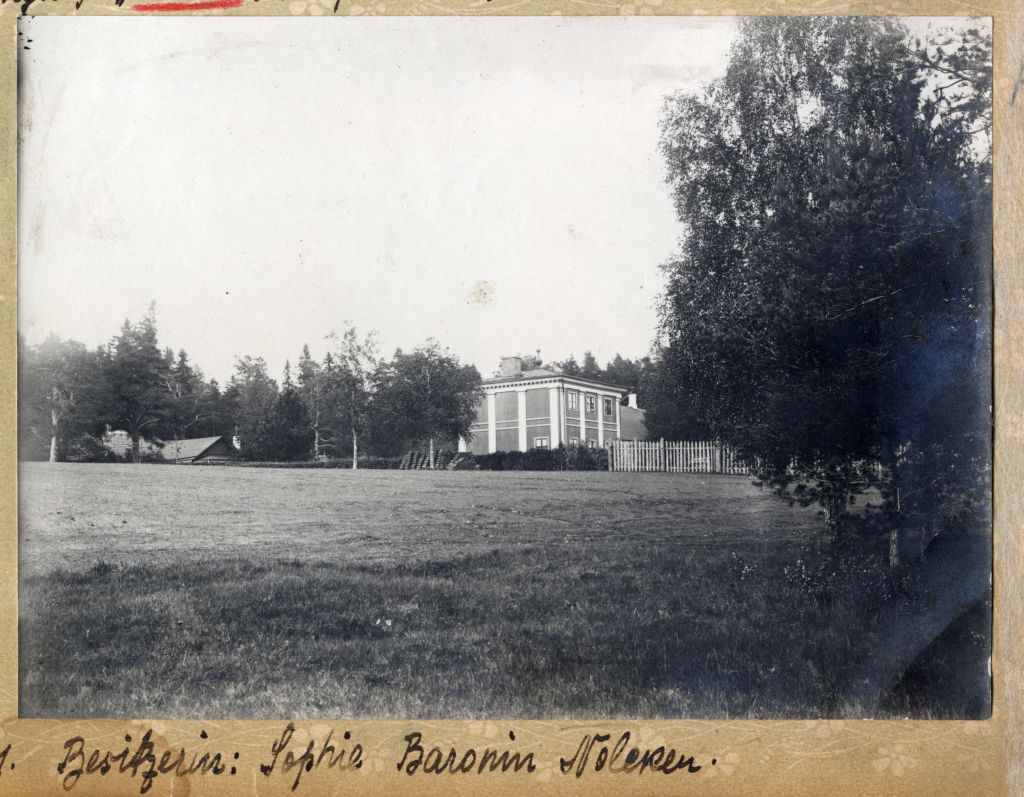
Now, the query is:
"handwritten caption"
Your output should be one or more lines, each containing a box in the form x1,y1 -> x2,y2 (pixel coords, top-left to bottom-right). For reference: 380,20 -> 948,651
0,725 -> 718,793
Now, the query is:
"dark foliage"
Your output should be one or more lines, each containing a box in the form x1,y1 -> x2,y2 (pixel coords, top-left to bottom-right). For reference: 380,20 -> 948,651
373,341 -> 482,467
20,322 -> 483,466
472,444 -> 608,471
245,386 -> 314,462
90,310 -> 179,462
655,17 -> 992,534
17,334 -> 104,461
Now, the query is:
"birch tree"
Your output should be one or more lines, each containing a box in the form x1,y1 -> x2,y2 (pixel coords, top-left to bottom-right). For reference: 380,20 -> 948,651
297,344 -> 336,460
656,17 -> 991,534
19,335 -> 100,462
328,325 -> 378,469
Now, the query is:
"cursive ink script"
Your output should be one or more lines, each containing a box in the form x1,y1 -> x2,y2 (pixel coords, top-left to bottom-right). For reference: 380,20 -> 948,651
259,723 -> 363,791
397,730 -> 537,775
56,730 -> 233,794
560,731 -> 705,778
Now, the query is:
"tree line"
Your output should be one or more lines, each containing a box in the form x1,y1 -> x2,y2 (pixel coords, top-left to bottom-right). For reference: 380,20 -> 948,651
552,352 -> 650,394
18,311 -> 482,468
19,313 -> 664,467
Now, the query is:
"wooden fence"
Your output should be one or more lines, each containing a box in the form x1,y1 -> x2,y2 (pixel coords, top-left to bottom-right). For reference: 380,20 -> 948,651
608,439 -> 749,474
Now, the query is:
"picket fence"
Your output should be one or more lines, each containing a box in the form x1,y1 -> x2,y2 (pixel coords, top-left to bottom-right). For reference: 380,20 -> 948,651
608,439 -> 748,474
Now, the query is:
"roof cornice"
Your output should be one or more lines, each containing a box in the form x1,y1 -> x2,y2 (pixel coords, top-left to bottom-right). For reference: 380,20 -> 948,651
481,375 -> 628,394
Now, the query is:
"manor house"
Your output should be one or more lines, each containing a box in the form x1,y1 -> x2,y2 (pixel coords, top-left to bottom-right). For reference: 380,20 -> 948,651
459,355 -> 645,455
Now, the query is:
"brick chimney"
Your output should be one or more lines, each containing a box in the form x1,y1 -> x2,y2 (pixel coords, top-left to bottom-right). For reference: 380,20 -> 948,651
500,356 -> 523,378
627,392 -> 639,409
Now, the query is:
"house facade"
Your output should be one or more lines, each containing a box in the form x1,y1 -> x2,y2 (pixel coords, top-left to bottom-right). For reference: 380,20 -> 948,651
460,355 -> 642,455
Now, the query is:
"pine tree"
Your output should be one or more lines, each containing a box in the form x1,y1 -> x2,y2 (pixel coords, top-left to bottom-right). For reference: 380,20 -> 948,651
94,308 -> 176,463
227,355 -> 279,460
261,384 -> 313,461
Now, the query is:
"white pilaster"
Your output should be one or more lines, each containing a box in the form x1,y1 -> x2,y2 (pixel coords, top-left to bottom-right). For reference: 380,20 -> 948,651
517,389 -> 528,451
561,384 -> 568,443
548,387 -> 561,447
597,395 -> 605,447
487,393 -> 497,453
580,392 -> 588,444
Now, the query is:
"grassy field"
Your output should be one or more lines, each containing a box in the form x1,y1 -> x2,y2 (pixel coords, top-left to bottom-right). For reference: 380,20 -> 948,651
19,463 -> 959,719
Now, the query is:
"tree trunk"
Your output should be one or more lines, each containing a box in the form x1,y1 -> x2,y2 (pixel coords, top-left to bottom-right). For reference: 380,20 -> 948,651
313,427 -> 320,460
429,437 -> 435,469
49,407 -> 60,463
131,433 -> 141,464
887,449 -> 902,569
823,494 -> 844,542
352,428 -> 358,470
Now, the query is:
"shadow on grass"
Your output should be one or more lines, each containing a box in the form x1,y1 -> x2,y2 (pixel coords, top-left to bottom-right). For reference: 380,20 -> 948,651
20,537 -> 989,719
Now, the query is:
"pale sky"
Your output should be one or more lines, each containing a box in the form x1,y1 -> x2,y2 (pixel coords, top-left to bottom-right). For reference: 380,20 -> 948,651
18,15 -> 737,383
18,16 -> 976,384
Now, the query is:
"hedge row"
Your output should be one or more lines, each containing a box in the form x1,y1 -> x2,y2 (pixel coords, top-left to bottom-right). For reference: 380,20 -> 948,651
193,456 -> 405,469
472,445 -> 609,471
69,448 -> 609,471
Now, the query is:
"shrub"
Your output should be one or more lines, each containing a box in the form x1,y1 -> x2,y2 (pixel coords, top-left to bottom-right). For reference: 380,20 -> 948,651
562,444 -> 608,471
523,447 -> 560,470
471,444 -> 608,471
779,532 -> 921,609
472,452 -> 507,471
503,450 -> 526,470
66,434 -> 124,463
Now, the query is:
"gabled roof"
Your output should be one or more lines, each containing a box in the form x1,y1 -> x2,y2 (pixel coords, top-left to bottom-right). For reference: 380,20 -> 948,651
158,436 -> 229,462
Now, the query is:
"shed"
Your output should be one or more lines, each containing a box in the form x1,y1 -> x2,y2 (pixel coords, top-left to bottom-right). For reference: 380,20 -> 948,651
159,436 -> 237,464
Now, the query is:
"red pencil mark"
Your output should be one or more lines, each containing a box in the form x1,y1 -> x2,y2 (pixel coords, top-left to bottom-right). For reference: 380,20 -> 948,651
133,0 -> 242,11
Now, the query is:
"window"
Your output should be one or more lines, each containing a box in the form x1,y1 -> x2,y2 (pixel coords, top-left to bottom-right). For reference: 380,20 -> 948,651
568,436 -> 579,446
567,391 -> 578,411
587,439 -> 597,448
585,394 -> 596,414
534,437 -> 549,449
603,397 -> 613,417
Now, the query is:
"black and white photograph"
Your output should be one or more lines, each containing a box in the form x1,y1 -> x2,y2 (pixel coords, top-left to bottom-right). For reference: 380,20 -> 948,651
17,14 -> 992,720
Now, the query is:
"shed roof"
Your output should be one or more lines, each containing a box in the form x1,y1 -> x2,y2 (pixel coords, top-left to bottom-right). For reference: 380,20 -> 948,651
158,436 -> 230,462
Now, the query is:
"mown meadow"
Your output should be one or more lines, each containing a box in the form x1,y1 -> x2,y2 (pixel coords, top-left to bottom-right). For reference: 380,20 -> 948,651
19,464 -> 984,719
